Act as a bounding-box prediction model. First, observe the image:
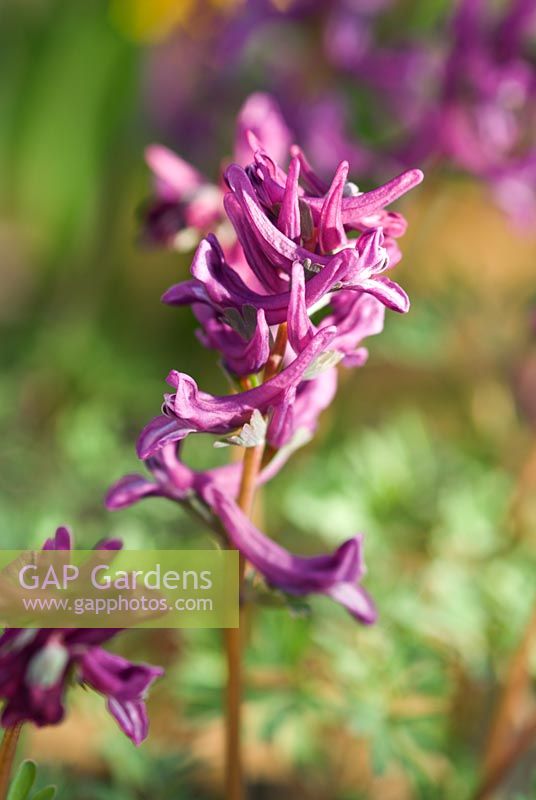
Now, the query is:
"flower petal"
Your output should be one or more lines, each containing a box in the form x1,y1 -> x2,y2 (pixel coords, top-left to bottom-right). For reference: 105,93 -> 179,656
319,160 -> 349,253
211,490 -> 375,623
105,474 -> 160,510
107,697 -> 149,746
278,156 -> 301,241
360,277 -> 410,313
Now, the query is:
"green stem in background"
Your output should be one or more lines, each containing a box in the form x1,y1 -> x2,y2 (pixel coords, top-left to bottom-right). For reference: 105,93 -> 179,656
223,323 -> 288,800
0,724 -> 23,800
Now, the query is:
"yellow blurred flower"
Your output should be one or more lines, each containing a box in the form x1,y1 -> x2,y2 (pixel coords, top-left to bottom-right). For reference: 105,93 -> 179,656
109,0 -> 244,42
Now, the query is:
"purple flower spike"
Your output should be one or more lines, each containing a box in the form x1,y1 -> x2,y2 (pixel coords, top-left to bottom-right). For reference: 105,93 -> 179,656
122,93 -> 422,644
0,527 -> 163,744
211,490 -> 377,624
137,326 -> 337,458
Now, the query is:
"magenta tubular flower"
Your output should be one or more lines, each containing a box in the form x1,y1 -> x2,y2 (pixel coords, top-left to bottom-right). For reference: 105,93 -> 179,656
286,260 -> 385,364
193,303 -> 271,377
211,489 -> 377,624
137,326 -> 337,458
107,437 -> 291,514
108,434 -> 376,625
221,161 -> 418,311
0,527 -> 163,745
164,227 -> 408,324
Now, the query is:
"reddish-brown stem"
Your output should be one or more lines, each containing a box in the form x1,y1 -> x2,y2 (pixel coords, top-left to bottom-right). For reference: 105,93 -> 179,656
473,712 -> 536,800
223,323 -> 288,800
224,444 -> 264,800
475,603 -> 536,800
224,623 -> 244,800
264,322 -> 288,380
0,724 -> 22,800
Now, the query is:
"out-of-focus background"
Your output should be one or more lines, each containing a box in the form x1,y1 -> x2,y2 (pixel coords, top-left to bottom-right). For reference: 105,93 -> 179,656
1,1 -> 536,798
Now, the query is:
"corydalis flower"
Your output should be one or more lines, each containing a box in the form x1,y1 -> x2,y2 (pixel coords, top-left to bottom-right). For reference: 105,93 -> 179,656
140,94 -> 421,453
212,489 -> 376,624
108,373 -> 336,512
0,527 -> 163,745
137,326 -> 336,457
119,94 -> 420,636
107,447 -> 376,625
222,159 -> 417,311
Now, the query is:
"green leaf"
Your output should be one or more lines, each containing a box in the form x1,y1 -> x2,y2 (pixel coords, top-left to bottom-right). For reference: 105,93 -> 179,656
7,760 -> 36,800
32,787 -> 57,800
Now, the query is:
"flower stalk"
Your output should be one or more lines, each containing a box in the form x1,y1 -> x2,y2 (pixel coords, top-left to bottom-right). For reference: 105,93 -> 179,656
223,323 -> 288,800
223,444 -> 264,800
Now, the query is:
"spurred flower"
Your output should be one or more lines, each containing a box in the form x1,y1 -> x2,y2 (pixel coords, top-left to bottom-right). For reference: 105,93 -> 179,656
0,527 -> 163,745
211,489 -> 377,624
107,446 -> 377,625
137,326 -> 337,458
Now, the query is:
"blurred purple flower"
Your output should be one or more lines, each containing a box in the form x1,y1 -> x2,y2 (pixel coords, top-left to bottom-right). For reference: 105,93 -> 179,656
143,0 -> 534,223
142,144 -> 224,248
234,92 -> 293,167
0,527 -> 163,745
391,0 -> 536,223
